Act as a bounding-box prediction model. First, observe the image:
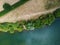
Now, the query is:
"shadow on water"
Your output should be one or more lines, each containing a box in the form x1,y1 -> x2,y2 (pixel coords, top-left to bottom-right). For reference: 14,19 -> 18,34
0,18 -> 60,45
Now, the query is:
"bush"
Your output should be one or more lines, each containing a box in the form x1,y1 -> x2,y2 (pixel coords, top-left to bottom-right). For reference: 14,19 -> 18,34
53,8 -> 60,17
3,3 -> 12,10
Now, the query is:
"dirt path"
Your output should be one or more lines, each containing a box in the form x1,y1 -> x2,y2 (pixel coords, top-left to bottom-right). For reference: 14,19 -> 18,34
0,0 -> 59,23
16,7 -> 60,21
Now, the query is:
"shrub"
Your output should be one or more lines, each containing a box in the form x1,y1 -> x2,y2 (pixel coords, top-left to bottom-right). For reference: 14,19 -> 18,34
53,8 -> 60,17
3,3 -> 12,10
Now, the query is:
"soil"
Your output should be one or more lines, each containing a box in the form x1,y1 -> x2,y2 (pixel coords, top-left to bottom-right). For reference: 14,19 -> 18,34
0,0 -> 59,23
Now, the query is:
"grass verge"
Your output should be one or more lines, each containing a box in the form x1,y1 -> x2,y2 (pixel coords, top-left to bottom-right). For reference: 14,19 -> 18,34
0,0 -> 29,17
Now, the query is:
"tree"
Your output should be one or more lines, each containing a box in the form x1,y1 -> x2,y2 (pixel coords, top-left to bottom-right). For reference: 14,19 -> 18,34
53,8 -> 60,18
3,3 -> 12,10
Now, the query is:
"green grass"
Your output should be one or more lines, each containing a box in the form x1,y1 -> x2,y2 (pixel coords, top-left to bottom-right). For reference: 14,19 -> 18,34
0,0 -> 29,17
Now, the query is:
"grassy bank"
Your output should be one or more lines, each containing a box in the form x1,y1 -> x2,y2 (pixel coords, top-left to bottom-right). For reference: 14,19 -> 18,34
0,8 -> 60,33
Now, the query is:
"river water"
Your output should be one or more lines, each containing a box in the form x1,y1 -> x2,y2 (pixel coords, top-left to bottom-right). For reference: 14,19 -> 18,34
0,18 -> 60,45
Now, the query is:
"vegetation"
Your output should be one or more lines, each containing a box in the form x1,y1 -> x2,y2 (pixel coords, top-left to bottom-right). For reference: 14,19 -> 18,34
0,8 -> 60,33
0,11 -> 58,33
3,3 -> 12,10
53,8 -> 60,17
0,0 -> 60,33
0,0 -> 29,16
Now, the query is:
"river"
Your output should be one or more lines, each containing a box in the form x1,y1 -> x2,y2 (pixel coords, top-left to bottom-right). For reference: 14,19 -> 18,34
0,18 -> 60,45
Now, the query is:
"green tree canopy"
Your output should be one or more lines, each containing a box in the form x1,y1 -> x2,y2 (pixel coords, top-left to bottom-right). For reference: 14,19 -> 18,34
53,8 -> 60,17
3,3 -> 12,10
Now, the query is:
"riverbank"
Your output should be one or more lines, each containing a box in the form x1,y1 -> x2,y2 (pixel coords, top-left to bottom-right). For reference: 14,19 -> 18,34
0,0 -> 60,33
0,8 -> 60,33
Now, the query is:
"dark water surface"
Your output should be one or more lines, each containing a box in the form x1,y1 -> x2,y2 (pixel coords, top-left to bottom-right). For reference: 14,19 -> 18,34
0,18 -> 60,45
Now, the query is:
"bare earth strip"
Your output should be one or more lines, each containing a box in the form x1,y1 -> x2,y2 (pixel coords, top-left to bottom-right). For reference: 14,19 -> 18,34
0,0 -> 59,23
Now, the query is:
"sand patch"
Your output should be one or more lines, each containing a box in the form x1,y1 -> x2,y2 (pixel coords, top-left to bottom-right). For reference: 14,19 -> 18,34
0,0 -> 59,23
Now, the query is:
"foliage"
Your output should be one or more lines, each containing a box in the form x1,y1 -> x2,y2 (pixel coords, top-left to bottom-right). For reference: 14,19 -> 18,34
53,8 -> 60,17
0,4 -> 60,33
3,3 -> 12,10
0,12 -> 56,33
